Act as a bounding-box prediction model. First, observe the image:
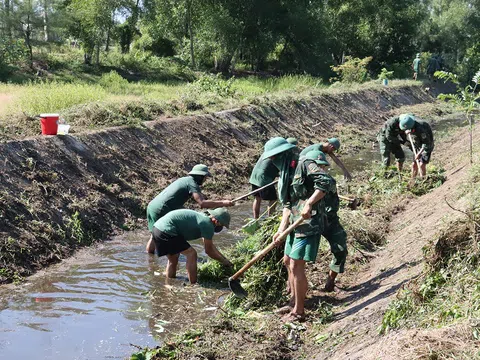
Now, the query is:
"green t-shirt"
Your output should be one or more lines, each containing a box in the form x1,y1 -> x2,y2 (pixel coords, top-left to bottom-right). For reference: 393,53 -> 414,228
379,116 -> 407,144
413,58 -> 421,72
299,144 -> 323,158
148,176 -> 201,215
249,155 -> 279,187
153,209 -> 215,241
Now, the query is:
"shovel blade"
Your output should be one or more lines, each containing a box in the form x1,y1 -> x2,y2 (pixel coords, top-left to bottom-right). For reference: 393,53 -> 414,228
228,278 -> 248,298
242,220 -> 260,235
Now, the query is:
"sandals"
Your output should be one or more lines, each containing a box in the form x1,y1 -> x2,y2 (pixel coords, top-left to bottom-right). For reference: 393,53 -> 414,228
281,312 -> 306,323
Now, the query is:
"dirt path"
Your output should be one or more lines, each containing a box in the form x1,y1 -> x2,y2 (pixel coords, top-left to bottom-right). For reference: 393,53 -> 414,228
310,126 -> 475,359
0,93 -> 14,115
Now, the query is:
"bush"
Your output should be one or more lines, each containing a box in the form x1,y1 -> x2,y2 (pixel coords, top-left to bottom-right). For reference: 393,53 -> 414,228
331,56 -> 373,83
0,38 -> 27,81
99,70 -> 129,94
378,68 -> 395,81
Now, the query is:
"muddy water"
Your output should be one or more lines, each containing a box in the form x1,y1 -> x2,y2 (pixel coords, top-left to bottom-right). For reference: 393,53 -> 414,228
0,117 -> 465,360
0,204 -> 251,360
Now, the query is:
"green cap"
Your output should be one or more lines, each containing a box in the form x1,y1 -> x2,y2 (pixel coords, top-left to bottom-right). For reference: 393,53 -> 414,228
208,208 -> 231,228
416,53 -> 420,58
305,150 -> 330,166
399,114 -> 415,130
286,137 -> 298,145
327,138 -> 340,150
189,164 -> 211,177
262,137 -> 296,159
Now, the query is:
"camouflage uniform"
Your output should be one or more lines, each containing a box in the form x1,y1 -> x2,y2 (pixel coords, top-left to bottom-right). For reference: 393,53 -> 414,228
377,116 -> 407,167
321,173 -> 348,273
284,159 -> 330,262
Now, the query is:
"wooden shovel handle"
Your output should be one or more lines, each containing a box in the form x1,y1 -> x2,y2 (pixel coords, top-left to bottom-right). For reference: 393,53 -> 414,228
232,180 -> 279,203
338,195 -> 355,202
229,217 -> 304,281
408,133 -> 424,177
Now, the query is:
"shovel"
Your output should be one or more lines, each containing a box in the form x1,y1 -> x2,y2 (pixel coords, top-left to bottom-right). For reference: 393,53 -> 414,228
408,133 -> 425,178
228,217 -> 305,298
241,201 -> 278,235
338,194 -> 360,210
232,180 -> 279,203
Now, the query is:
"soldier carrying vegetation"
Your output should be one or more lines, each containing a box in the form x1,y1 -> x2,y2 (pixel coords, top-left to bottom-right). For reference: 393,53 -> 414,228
265,137 -> 329,322
146,164 -> 234,254
399,114 -> 435,178
377,115 -> 408,171
300,138 -> 352,180
151,208 -> 233,284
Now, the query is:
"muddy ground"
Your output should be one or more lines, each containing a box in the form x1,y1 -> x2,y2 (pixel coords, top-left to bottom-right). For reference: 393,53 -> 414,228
0,85 -> 434,284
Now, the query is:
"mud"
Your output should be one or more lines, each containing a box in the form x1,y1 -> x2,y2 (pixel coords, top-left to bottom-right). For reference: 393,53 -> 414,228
0,85 -> 434,283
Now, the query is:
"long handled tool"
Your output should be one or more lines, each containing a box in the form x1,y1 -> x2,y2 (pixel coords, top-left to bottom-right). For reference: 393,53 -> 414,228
328,153 -> 353,181
408,133 -> 425,178
228,217 -> 305,298
242,201 -> 278,235
232,180 -> 279,203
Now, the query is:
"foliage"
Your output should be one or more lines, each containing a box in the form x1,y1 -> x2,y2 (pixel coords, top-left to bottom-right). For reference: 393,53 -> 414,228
331,56 -> 373,83
198,216 -> 288,310
98,70 -> 129,93
436,69 -> 480,163
189,74 -> 236,97
0,38 -> 27,80
378,68 -> 395,81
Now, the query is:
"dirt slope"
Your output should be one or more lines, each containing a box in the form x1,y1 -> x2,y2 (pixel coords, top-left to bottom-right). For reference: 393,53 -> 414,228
0,85 -> 433,283
310,124 -> 476,359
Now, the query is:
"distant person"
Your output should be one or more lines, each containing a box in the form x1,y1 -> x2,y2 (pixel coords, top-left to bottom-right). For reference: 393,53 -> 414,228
152,208 -> 233,283
377,115 -> 408,171
412,53 -> 421,81
146,164 -> 234,254
427,55 -> 440,81
300,138 -> 352,180
399,115 -> 435,178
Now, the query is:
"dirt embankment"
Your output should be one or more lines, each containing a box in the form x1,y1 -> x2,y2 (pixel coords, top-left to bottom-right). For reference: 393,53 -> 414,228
0,86 -> 434,283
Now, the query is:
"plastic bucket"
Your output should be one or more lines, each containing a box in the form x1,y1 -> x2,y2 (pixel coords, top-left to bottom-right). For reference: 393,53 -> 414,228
40,113 -> 59,135
382,79 -> 389,86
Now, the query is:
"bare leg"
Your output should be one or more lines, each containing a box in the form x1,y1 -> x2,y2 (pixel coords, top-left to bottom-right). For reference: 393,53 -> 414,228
166,253 -> 180,278
182,247 -> 198,284
289,259 -> 307,316
268,200 -> 276,216
396,161 -> 403,172
253,195 -> 261,219
411,161 -> 418,179
284,255 -> 294,302
325,270 -> 338,292
146,234 -> 156,254
420,162 -> 427,177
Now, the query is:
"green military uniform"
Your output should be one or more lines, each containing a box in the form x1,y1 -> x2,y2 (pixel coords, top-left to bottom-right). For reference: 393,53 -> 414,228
321,173 -> 348,273
411,120 -> 434,163
300,144 -> 322,159
154,209 -> 215,241
146,176 -> 201,231
284,159 -> 329,262
377,116 -> 407,167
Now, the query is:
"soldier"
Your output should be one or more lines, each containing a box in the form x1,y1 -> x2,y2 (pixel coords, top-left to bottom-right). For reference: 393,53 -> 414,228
266,137 -> 329,322
377,115 -> 408,171
412,53 -> 421,80
152,208 -> 233,284
399,115 -> 435,178
146,164 -> 234,254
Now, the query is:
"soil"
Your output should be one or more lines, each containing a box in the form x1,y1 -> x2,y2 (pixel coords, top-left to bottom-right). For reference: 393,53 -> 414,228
0,93 -> 14,115
0,85 -> 435,284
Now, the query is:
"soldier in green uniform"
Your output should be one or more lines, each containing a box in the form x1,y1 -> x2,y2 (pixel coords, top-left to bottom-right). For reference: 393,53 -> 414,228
412,53 -> 421,80
305,150 -> 348,292
399,115 -> 435,178
146,164 -> 234,254
300,138 -> 352,181
249,154 -> 280,219
266,137 -> 329,322
377,115 -> 408,171
152,208 -> 232,284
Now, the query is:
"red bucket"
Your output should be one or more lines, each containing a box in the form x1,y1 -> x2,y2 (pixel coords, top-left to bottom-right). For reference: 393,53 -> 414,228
40,113 -> 59,135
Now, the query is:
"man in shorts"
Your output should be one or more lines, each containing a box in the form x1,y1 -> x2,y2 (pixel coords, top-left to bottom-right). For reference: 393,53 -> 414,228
399,114 -> 435,178
146,164 -> 234,253
267,138 -> 330,322
377,115 -> 408,171
152,208 -> 233,284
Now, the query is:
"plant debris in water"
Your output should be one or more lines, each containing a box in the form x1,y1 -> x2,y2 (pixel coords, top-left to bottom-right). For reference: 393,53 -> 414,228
198,216 -> 288,310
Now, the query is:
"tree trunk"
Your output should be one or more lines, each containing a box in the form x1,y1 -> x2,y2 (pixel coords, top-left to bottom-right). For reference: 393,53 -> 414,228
43,0 -> 49,42
187,0 -> 196,69
5,0 -> 11,38
105,26 -> 111,52
96,42 -> 100,66
24,15 -> 33,68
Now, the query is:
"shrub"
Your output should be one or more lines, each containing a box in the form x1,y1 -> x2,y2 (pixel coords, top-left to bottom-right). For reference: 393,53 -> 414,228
378,68 -> 395,81
331,56 -> 373,83
99,70 -> 129,94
